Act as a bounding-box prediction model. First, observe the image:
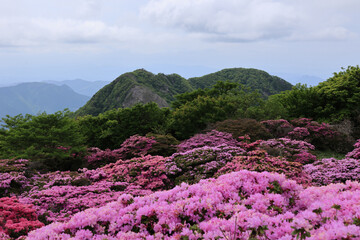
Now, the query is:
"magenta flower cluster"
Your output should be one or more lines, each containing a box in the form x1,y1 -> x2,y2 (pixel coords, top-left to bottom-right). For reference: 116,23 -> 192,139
85,135 -> 157,166
26,170 -> 360,240
346,139 -> 360,159
0,196 -> 44,239
177,130 -> 239,152
260,138 -> 316,164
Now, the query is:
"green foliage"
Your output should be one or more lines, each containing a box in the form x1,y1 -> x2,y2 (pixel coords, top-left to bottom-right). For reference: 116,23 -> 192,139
274,84 -> 321,120
76,69 -> 193,116
188,68 -> 292,97
169,95 -> 239,140
268,66 -> 360,125
78,103 -> 171,149
315,65 -> 360,122
0,110 -> 86,172
170,82 -> 267,139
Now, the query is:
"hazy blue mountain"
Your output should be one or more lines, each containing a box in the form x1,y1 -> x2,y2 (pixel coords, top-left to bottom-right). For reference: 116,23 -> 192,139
275,73 -> 325,86
0,82 -> 90,118
45,79 -> 110,97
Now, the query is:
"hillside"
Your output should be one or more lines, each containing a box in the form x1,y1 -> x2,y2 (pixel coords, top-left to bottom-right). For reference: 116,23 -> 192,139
75,69 -> 194,116
45,79 -> 110,97
76,68 -> 293,116
189,68 -> 292,97
0,82 -> 90,118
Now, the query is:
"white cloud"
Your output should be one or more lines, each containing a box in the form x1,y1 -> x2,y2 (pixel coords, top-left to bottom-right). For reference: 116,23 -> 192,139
0,18 -> 140,48
141,0 -> 359,42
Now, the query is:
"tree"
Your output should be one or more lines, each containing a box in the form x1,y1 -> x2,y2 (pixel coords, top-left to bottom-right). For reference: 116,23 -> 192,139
78,103 -> 171,149
315,65 -> 360,122
0,110 -> 86,172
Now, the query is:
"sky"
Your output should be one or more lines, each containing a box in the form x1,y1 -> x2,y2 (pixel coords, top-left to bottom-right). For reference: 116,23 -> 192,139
0,0 -> 359,86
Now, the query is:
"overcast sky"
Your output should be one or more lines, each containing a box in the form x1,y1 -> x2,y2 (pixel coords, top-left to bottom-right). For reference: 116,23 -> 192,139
0,0 -> 359,85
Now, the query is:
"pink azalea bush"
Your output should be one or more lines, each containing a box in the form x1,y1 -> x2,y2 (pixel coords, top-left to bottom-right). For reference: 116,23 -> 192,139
26,170 -> 360,240
304,157 -> 360,186
100,155 -> 170,191
85,135 -> 157,167
177,130 -> 239,152
346,139 -> 360,159
0,196 -> 44,239
260,138 -> 316,164
261,119 -> 294,138
166,145 -> 245,185
215,150 -> 312,186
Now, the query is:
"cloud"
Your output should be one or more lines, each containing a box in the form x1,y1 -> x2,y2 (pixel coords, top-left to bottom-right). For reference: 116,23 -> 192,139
141,0 -> 358,42
0,18 -> 140,48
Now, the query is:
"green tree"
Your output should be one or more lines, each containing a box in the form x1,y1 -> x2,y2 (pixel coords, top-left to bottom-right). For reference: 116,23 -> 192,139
0,110 -> 86,172
315,65 -> 360,122
78,102 -> 171,149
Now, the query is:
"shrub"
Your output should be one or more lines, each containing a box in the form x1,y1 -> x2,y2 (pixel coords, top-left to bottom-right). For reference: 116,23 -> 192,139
346,139 -> 360,159
0,197 -> 44,239
177,130 -> 239,152
261,119 -> 294,138
101,155 -> 170,191
215,150 -> 312,186
304,157 -> 360,185
166,145 -> 245,185
259,138 -> 316,164
211,118 -> 273,140
146,133 -> 179,157
26,171 -> 360,240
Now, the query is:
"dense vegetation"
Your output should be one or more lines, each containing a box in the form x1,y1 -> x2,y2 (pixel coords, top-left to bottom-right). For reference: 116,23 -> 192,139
188,67 -> 292,97
1,66 -> 360,239
76,68 -> 292,116
75,69 -> 193,116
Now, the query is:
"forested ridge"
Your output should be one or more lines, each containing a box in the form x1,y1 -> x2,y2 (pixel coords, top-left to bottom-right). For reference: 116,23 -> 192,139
75,68 -> 292,116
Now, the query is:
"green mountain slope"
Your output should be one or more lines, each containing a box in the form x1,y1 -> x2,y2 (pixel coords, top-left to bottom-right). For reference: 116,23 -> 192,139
76,68 -> 292,116
189,68 -> 292,97
0,82 -> 90,118
75,69 -> 193,116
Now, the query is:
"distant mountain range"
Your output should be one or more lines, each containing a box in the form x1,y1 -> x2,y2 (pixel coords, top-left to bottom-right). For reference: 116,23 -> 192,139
0,68 -> 294,119
76,68 -> 293,116
0,82 -> 90,119
45,79 -> 110,97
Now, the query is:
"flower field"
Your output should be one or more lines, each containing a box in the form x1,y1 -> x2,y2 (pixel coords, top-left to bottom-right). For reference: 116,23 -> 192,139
1,119 -> 360,239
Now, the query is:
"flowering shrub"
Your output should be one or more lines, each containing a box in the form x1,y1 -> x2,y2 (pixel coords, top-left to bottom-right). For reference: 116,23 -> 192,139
85,147 -> 122,167
287,127 -> 310,140
215,150 -> 312,186
20,181 -> 127,223
0,172 -> 28,197
261,119 -> 294,138
116,135 -> 157,159
260,138 -> 316,164
177,130 -> 239,152
212,118 -> 273,140
0,159 -> 28,173
101,155 -> 170,191
346,139 -> 360,159
85,135 -> 158,167
0,196 -> 44,239
290,118 -> 351,152
166,145 -> 245,185
304,157 -> 360,186
26,171 -> 360,240
237,135 -> 262,151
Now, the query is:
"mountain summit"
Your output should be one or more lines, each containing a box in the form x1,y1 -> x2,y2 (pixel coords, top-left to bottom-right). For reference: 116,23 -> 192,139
76,68 -> 293,116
